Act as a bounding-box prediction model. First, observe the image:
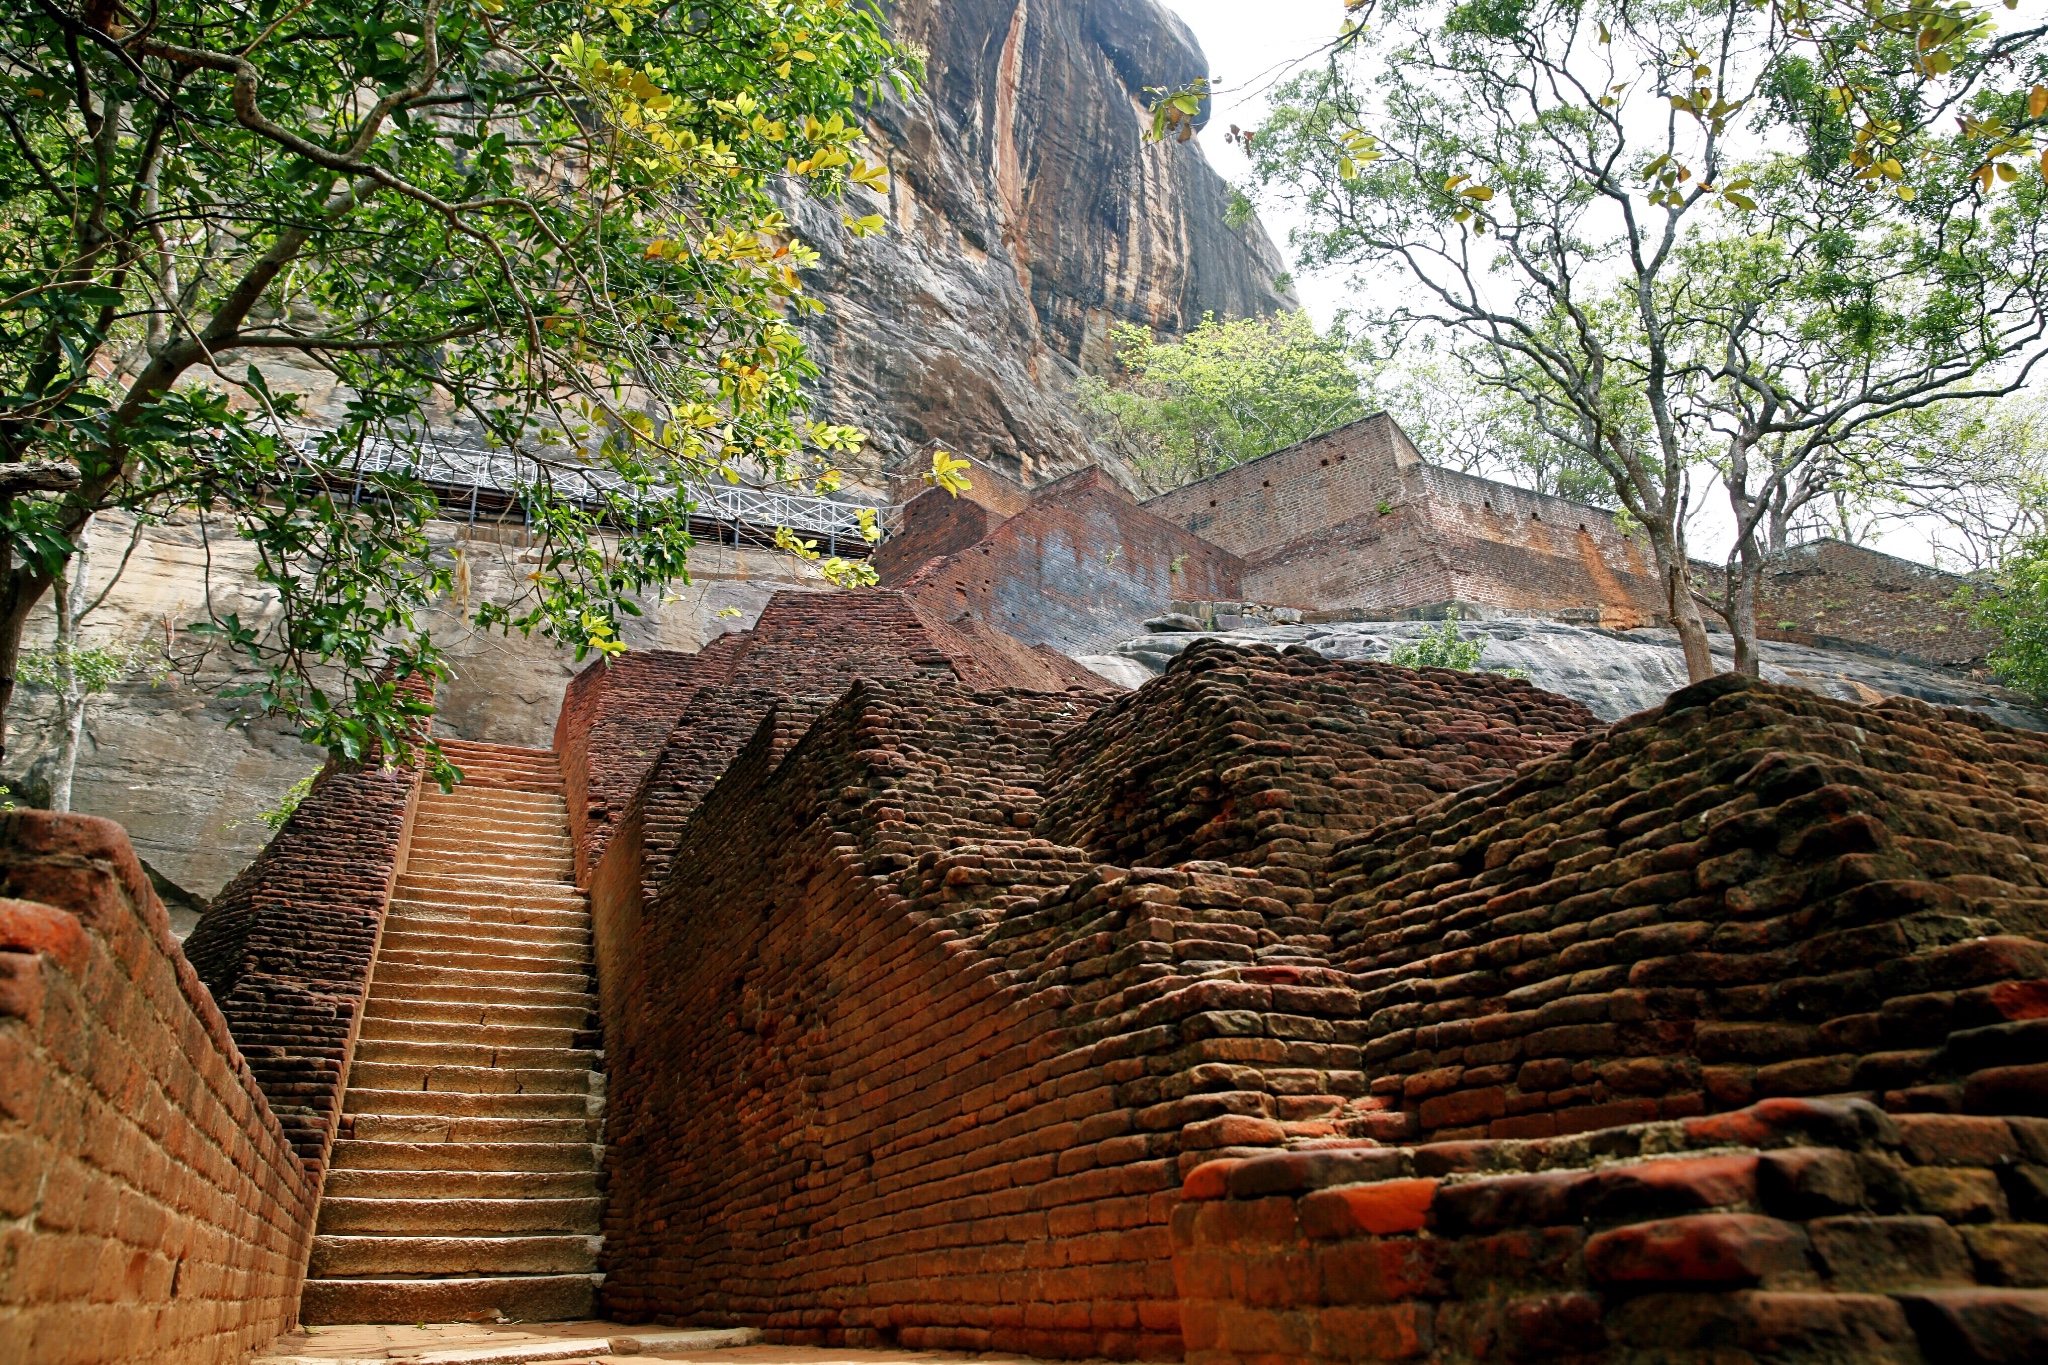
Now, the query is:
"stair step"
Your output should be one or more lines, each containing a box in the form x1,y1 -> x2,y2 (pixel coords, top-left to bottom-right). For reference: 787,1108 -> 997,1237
310,1234 -> 601,1278
318,1196 -> 604,1235
341,1088 -> 600,1120
358,1018 -> 585,1050
345,1061 -> 601,1095
345,1115 -> 602,1144
370,961 -> 593,993
384,916 -> 591,949
321,1167 -> 600,1199
378,939 -> 593,972
367,981 -> 597,1011
298,1273 -> 600,1326
352,1039 -> 601,1071
387,903 -> 590,935
329,1140 -> 603,1173
361,998 -> 595,1029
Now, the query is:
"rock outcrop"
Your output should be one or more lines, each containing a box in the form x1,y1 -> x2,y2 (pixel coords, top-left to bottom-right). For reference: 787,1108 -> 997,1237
785,0 -> 1291,484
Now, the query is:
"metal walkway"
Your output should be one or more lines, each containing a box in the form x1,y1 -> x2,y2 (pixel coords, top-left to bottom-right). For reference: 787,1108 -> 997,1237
275,422 -> 897,556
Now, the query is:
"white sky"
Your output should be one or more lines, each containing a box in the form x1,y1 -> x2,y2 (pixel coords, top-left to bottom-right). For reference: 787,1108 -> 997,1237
1155,0 -> 2043,567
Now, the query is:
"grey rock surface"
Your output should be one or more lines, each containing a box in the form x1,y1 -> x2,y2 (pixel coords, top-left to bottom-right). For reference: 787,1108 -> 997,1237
1,513 -> 829,898
786,0 -> 1290,487
1091,617 -> 2048,729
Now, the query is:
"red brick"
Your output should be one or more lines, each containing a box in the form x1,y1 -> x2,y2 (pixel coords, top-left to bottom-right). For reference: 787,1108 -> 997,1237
1583,1214 -> 1812,1287
1298,1180 -> 1439,1239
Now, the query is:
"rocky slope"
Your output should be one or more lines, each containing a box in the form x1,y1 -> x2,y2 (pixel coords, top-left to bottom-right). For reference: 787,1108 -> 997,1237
1092,617 -> 2048,729
785,0 -> 1290,485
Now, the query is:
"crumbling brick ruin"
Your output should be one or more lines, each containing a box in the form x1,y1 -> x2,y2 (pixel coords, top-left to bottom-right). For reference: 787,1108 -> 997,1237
6,420 -> 2045,1362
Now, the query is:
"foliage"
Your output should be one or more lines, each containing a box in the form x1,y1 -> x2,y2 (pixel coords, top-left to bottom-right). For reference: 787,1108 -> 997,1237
1974,532 -> 2048,699
261,773 -> 318,834
17,636 -> 158,695
924,450 -> 974,496
1078,311 -> 1369,487
1238,0 -> 2048,680
0,0 -> 917,775
1387,618 -> 1486,670
1386,614 -> 1530,678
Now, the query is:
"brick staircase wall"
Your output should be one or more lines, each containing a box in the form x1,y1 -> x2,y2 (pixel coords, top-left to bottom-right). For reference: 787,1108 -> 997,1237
584,640 -> 2048,1360
180,748 -> 423,1169
1173,1095 -> 2048,1364
0,813 -> 319,1364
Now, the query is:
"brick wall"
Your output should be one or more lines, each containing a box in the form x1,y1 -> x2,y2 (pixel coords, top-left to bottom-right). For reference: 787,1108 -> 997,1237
0,813 -> 319,1364
180,740 -> 423,1168
1174,1096 -> 2048,1364
897,467 -> 1243,655
1752,538 -> 1999,668
1143,415 -> 1418,558
876,488 -> 1001,584
561,590 -> 1109,882
1141,418 -> 1666,626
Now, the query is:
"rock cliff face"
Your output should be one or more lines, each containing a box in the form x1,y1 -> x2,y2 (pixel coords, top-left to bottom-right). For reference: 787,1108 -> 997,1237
786,0 -> 1291,486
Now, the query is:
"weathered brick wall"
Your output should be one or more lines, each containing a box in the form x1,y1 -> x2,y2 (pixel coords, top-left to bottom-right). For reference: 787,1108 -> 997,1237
1318,671 -> 2048,1143
1038,642 -> 1595,872
1754,537 -> 2000,668
1140,418 -> 1665,626
876,488 -> 1002,584
1174,1095 -> 2048,1364
1143,415 -> 1418,557
0,813 -> 319,1364
563,590 -> 1108,882
897,467 -> 1243,655
181,743 -> 422,1168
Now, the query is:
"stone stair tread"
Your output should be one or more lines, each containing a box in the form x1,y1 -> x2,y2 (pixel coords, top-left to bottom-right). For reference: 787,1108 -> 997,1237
322,1168 -> 599,1198
352,1040 -> 601,1069
317,1195 -> 604,1234
329,1140 -> 602,1171
367,983 -> 598,1010
344,1061 -> 601,1094
358,1020 -> 585,1049
297,1273 -> 600,1326
309,1233 -> 600,1278
345,1115 -> 601,1143
361,999 -> 594,1027
342,1089 -> 600,1119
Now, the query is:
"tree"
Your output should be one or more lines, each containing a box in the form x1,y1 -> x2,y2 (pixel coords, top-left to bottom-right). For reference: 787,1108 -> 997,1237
1077,311 -> 1368,487
1368,336 -> 1616,504
0,0 -> 915,776
1237,0 -> 2048,681
15,512 -> 161,811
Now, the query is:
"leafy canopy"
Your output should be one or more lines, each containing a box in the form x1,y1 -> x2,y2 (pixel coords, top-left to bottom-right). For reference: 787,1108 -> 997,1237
1077,311 -> 1369,487
0,0 -> 915,777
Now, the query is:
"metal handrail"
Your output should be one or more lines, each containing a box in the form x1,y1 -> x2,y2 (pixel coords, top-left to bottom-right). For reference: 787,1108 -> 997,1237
271,421 -> 899,543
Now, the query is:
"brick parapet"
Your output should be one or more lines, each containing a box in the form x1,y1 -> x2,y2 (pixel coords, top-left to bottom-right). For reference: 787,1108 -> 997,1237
1173,1095 -> 2048,1364
180,743 -> 423,1169
0,812 -> 319,1364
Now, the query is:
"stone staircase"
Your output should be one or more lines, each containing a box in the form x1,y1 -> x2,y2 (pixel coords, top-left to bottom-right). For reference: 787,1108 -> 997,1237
299,739 -> 606,1325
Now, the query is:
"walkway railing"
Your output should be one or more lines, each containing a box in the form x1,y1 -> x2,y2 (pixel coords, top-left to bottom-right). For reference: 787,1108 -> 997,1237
274,421 -> 898,555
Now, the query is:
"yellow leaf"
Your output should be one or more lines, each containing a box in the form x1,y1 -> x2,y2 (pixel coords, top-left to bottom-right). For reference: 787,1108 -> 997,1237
2031,85 -> 2048,119
1597,21 -> 1610,43
1463,185 -> 1494,201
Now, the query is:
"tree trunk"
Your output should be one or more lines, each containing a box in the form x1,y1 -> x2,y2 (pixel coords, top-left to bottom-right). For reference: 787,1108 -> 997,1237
49,526 -> 93,814
1728,537 -> 1763,679
1648,524 -> 1716,682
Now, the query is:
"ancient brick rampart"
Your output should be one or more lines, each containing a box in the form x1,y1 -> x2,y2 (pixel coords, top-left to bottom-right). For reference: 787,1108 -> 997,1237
1174,1096 -> 2048,1364
1038,646 -> 1595,872
1754,537 -> 1999,668
558,590 -> 1098,884
0,813 -> 319,1364
181,745 -> 422,1167
585,640 -> 2048,1359
1141,418 -> 1666,628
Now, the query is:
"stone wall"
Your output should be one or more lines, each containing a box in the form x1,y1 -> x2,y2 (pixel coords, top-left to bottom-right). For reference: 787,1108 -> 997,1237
1753,538 -> 1999,669
1174,1096 -> 2048,1365
0,813 -> 319,1364
180,722 -> 424,1168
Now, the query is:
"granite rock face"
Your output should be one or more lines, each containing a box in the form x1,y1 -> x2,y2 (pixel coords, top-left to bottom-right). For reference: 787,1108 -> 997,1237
785,0 -> 1291,486
1094,617 -> 2048,730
